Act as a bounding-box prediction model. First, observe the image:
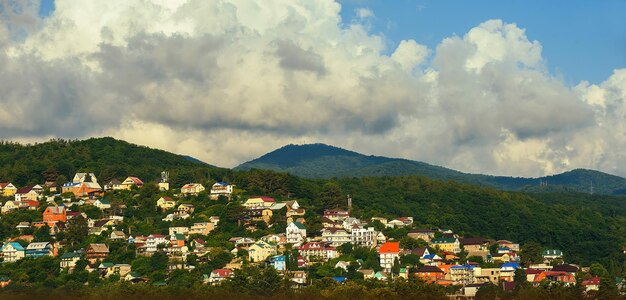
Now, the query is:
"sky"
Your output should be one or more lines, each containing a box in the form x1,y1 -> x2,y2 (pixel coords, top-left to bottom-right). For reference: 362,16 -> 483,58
0,0 -> 625,178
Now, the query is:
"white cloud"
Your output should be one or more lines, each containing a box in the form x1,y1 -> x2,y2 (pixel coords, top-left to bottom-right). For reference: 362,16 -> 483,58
355,7 -> 373,19
0,1 -> 625,178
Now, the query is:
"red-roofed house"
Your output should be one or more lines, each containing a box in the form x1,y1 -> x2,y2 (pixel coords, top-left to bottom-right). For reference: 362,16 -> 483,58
120,177 -> 144,190
415,266 -> 445,282
43,206 -> 66,226
379,241 -> 401,273
181,183 -> 205,196
0,182 -> 17,197
206,268 -> 233,285
18,200 -> 40,210
243,196 -> 275,209
582,277 -> 600,292
532,271 -> 575,287
323,209 -> 350,222
15,185 -> 40,201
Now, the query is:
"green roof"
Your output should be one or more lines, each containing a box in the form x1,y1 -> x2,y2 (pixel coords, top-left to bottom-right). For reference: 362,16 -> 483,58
174,233 -> 185,240
292,221 -> 306,229
0,276 -> 9,282
60,252 -> 81,259
542,249 -> 563,256
99,262 -> 115,268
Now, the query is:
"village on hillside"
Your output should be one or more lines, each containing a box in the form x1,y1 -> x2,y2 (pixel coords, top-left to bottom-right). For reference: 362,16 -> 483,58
0,171 -> 619,298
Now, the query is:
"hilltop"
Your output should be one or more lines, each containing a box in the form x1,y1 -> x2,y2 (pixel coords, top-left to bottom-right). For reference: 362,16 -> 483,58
236,143 -> 626,195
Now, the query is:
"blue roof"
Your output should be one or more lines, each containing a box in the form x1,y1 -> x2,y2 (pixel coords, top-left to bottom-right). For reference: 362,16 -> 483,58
1,242 -> 25,251
332,277 -> 347,283
498,247 -> 511,251
451,264 -> 475,270
423,254 -> 436,259
216,182 -> 228,186
501,262 -> 521,269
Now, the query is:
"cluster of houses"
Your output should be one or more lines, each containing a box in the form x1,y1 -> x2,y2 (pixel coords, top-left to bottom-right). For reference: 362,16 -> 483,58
0,172 -> 610,295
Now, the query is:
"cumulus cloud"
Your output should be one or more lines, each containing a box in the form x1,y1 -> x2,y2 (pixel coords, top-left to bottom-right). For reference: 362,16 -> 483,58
0,0 -> 624,177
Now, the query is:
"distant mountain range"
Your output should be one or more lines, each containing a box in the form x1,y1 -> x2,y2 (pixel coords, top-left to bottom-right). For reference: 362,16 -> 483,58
235,143 -> 626,195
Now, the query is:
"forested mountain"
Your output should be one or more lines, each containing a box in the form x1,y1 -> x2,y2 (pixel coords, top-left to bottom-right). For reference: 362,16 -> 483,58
236,143 -> 626,195
0,137 -> 223,187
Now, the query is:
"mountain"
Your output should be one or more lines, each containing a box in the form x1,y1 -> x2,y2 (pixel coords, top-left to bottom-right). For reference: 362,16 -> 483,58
236,143 -> 626,195
0,137 -> 221,187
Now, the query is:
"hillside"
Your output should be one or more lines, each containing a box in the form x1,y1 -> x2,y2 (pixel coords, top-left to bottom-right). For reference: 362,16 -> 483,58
0,137 -> 219,187
236,143 -> 626,195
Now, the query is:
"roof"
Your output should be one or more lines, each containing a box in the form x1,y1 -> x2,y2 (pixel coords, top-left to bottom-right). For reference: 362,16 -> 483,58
542,249 -> 563,256
250,196 -> 275,203
88,243 -> 110,253
1,242 -> 25,251
0,182 -> 13,189
411,247 -> 428,257
211,269 -> 233,277
128,177 -> 144,184
379,242 -> 400,254
16,185 -> 35,194
45,206 -> 65,214
552,264 -> 578,273
500,262 -> 521,269
60,252 -> 82,259
213,182 -> 229,186
459,237 -> 488,245
416,266 -> 444,273
291,221 -> 306,229
582,277 -> 601,286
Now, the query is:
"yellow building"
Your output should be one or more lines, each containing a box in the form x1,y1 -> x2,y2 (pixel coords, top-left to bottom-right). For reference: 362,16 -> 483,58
0,183 -> 17,197
248,240 -> 277,262
430,237 -> 461,253
156,197 -> 176,210
119,177 -> 144,190
243,196 -> 275,209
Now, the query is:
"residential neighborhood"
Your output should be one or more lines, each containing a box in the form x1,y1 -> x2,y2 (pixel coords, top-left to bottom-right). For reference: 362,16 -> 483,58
0,172 -> 623,299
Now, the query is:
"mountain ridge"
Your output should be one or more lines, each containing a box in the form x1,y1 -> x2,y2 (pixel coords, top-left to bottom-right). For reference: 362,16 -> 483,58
236,143 -> 626,195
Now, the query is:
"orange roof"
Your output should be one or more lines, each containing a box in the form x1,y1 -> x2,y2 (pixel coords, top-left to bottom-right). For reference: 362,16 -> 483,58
379,241 -> 400,253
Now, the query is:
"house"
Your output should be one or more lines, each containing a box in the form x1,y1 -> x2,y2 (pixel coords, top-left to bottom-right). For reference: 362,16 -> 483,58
43,206 -> 67,226
243,196 -> 275,209
44,181 -> 57,193
0,182 -> 17,197
496,240 -> 520,252
542,249 -> 563,263
181,183 -> 205,196
321,228 -> 351,247
207,268 -> 233,285
408,229 -> 436,242
156,197 -> 176,210
532,271 -> 575,287
73,173 -> 98,184
109,264 -> 132,278
59,252 -> 81,271
430,237 -> 461,253
286,222 -> 307,245
351,226 -> 379,248
261,234 -> 287,245
110,231 -> 126,241
410,247 -> 430,258
86,243 -> 110,263
177,203 -> 195,214
460,237 -> 489,258
248,240 -> 277,262
189,222 -> 215,235
19,200 -> 40,210
552,264 -> 578,275
1,242 -> 25,262
298,242 -> 338,261
475,268 -> 502,284
170,233 -> 186,247
144,234 -> 168,253
386,217 -> 413,228
499,262 -> 521,282
335,261 -> 352,272
169,226 -> 190,236
359,269 -> 375,279
64,182 -> 103,198
370,217 -> 388,225
210,182 -> 234,200
120,177 -> 144,190
415,266 -> 445,282
270,255 -> 286,271
582,276 -> 600,292
104,179 -> 122,191
284,200 -> 306,222
248,207 -> 274,224
288,270 -> 308,285
209,216 -> 220,226
94,199 -> 111,209
379,242 -> 400,273
14,185 -> 40,201
1,200 -> 19,214
323,209 -> 350,222
25,242 -> 54,258
16,222 -> 30,230
450,264 -> 476,285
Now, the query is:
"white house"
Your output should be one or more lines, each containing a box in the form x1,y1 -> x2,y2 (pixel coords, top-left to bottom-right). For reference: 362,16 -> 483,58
286,222 -> 307,246
209,182 -> 234,200
1,242 -> 25,262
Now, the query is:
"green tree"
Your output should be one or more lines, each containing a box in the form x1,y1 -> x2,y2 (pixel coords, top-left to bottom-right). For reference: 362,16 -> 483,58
33,224 -> 51,242
320,182 -> 344,209
520,241 -> 542,265
65,215 -> 88,245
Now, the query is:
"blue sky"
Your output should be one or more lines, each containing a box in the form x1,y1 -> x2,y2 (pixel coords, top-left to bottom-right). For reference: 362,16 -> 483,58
339,0 -> 626,85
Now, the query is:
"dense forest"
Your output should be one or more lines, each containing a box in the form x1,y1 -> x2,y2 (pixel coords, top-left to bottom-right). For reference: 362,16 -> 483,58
1,138 -> 626,267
